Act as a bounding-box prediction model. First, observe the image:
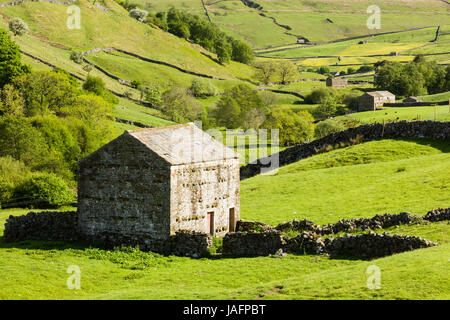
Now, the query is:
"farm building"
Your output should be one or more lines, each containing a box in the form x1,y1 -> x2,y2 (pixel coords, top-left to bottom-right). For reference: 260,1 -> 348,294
358,91 -> 396,111
77,123 -> 241,248
326,77 -> 348,88
403,96 -> 422,104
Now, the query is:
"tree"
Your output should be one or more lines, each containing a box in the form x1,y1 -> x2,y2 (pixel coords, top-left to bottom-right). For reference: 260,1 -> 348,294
375,61 -> 426,96
167,8 -> 190,39
254,61 -> 277,85
214,96 -> 241,129
9,18 -> 29,36
241,107 -> 266,130
14,71 -> 77,116
259,90 -> 278,109
0,84 -> 24,116
262,108 -> 314,147
314,119 -> 346,138
0,115 -> 48,167
0,29 -> 31,88
82,75 -> 118,104
63,94 -> 112,129
314,97 -> 338,119
277,61 -> 298,84
214,38 -> 232,64
31,115 -> 81,172
228,84 -> 265,115
161,86 -> 202,122
231,40 -> 254,64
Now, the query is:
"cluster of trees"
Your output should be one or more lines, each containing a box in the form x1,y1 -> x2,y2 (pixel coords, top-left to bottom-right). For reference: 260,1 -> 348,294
130,78 -> 217,124
375,56 -> 450,96
212,84 -> 317,146
0,29 -> 115,208
125,6 -> 254,64
303,65 -> 374,76
254,61 -> 298,85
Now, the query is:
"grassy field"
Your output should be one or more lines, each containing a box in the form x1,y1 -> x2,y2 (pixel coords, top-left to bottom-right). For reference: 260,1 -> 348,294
336,105 -> 450,123
148,0 -> 450,49
241,140 -> 450,225
1,137 -> 449,299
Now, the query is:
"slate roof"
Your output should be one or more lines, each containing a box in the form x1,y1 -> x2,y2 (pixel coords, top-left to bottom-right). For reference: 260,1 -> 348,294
126,123 -> 239,165
365,91 -> 395,98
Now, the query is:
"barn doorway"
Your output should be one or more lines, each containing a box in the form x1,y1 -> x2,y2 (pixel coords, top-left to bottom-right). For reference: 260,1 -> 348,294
207,212 -> 214,235
229,208 -> 236,232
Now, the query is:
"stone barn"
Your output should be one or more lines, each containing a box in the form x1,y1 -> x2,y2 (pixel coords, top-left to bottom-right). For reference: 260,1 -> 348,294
403,96 -> 422,104
326,77 -> 348,88
77,123 -> 240,250
358,91 -> 395,111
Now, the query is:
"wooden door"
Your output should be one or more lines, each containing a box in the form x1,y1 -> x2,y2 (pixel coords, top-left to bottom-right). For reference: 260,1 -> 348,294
229,208 -> 235,232
207,212 -> 214,235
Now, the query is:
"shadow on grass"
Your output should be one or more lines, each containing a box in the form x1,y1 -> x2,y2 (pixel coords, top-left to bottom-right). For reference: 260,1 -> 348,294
400,137 -> 450,153
0,235 -> 96,251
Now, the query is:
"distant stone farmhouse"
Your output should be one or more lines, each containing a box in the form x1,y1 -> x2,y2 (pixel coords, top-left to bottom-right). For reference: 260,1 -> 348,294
358,91 -> 395,111
403,96 -> 422,104
326,76 -> 348,88
77,123 -> 240,249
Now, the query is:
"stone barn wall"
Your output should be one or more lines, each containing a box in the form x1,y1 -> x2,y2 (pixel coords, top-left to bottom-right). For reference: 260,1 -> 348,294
3,212 -> 212,257
326,77 -> 348,88
78,133 -> 172,242
358,94 -> 376,111
170,159 -> 240,237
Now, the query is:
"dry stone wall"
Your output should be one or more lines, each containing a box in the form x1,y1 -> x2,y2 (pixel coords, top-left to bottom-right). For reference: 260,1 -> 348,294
3,211 -> 79,242
323,232 -> 437,258
222,229 -> 437,258
224,208 -> 448,258
222,231 -> 284,256
240,121 -> 450,180
423,207 -> 450,222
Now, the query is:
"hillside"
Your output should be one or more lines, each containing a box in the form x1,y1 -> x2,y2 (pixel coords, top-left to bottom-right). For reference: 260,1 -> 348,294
1,137 -> 449,299
146,0 -> 450,49
0,0 -> 449,302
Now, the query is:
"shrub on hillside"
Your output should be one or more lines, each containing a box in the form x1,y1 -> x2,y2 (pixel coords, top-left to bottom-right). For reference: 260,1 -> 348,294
130,8 -> 149,22
305,88 -> 337,104
214,84 -> 266,129
317,66 -> 330,75
314,97 -> 338,119
314,119 -> 346,139
70,51 -> 84,64
357,65 -> 374,73
262,107 -> 314,147
342,93 -> 360,111
9,18 -> 29,36
145,86 -> 164,107
82,76 -> 118,104
189,79 -> 217,98
13,173 -> 74,208
0,156 -> 31,207
161,86 -> 202,122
